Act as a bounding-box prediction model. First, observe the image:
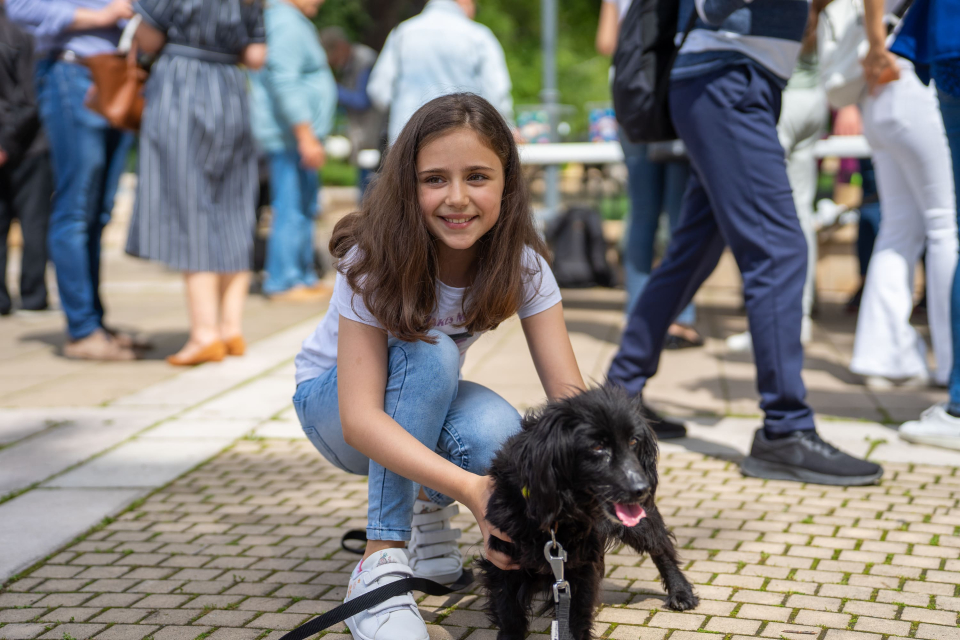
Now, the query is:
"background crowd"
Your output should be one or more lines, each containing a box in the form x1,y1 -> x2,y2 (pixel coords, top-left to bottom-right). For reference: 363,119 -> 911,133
0,0 -> 959,456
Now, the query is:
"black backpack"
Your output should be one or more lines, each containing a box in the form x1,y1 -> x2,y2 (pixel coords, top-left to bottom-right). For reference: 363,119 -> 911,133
612,0 -> 697,143
546,207 -> 616,289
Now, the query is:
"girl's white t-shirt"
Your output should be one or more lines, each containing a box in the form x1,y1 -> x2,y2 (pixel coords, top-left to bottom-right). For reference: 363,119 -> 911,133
294,246 -> 563,385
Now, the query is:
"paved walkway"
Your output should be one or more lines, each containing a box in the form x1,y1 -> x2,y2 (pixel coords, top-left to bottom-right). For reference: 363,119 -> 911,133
3,240 -> 960,639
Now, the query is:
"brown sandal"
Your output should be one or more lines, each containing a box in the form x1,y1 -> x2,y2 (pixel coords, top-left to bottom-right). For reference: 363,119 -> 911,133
224,335 -> 246,356
166,340 -> 227,366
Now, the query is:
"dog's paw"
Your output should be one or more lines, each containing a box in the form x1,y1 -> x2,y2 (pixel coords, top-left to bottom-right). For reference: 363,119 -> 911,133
664,589 -> 699,611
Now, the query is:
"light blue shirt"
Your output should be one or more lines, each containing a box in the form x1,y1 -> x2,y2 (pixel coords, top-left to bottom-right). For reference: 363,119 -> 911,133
7,0 -> 121,56
367,0 -> 513,143
249,0 -> 337,153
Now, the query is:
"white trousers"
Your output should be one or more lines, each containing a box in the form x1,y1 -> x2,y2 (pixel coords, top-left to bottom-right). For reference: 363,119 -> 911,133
851,60 -> 958,384
778,84 -> 829,320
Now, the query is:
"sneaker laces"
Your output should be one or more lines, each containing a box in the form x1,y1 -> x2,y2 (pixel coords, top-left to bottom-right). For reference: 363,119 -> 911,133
408,503 -> 462,569
798,431 -> 842,457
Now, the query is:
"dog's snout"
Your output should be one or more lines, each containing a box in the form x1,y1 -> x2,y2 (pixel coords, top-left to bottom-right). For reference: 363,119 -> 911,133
624,468 -> 650,499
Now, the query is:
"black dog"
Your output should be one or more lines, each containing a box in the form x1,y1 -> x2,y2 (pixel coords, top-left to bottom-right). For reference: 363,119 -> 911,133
477,386 -> 698,639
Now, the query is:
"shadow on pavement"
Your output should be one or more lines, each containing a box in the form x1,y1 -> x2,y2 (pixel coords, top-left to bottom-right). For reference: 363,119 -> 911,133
19,329 -> 191,361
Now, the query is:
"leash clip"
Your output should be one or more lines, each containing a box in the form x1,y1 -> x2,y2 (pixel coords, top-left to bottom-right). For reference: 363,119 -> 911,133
544,530 -> 568,603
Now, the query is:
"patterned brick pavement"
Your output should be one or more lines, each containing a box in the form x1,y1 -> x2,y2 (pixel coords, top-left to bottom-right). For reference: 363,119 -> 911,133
3,440 -> 959,640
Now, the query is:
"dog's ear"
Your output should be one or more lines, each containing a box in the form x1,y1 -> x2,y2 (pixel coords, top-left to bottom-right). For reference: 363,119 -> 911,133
516,406 -> 574,529
638,415 -> 660,494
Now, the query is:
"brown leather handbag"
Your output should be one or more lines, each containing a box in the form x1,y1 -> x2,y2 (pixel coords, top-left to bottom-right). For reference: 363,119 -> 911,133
82,44 -> 148,131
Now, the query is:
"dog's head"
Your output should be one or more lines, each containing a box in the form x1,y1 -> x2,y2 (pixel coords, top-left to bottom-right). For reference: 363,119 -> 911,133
514,385 -> 658,530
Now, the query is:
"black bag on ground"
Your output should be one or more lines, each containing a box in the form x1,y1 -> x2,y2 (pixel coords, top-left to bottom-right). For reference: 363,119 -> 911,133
612,0 -> 697,143
546,207 -> 616,288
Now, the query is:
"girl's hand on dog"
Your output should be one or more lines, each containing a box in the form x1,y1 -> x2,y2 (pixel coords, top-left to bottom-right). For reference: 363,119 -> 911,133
464,475 -> 520,571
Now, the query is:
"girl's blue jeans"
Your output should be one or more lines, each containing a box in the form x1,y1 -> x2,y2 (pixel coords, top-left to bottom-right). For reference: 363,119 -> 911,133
940,89 -> 960,413
292,330 -> 522,541
620,135 -> 696,325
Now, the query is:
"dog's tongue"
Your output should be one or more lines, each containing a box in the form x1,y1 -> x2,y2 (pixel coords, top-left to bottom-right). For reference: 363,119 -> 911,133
614,503 -> 647,527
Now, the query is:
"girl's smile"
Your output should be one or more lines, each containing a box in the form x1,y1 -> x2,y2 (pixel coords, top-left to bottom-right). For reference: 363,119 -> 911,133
417,128 -> 504,274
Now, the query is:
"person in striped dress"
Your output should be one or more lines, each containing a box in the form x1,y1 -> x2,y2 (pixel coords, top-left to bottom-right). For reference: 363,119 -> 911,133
125,0 -> 267,365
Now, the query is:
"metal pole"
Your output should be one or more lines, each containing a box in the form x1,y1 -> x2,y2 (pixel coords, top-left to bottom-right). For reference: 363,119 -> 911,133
540,0 -> 560,220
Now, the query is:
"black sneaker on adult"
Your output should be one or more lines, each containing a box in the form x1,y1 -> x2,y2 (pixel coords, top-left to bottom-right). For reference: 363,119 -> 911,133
639,399 -> 687,439
741,429 -> 883,486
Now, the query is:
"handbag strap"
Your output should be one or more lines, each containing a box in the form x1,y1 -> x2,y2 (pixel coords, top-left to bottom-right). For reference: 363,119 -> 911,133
118,15 -> 142,55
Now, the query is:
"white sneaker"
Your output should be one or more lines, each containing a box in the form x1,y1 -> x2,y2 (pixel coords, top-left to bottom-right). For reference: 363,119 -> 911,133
899,404 -> 960,451
726,331 -> 753,353
408,500 -> 463,584
344,549 -> 428,640
864,371 -> 930,390
726,317 -> 811,353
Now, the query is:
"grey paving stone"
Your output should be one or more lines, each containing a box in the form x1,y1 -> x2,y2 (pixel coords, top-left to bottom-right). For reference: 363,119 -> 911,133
89,609 -> 149,624
0,609 -> 45,623
44,440 -> 231,490
138,610 -> 198,626
130,595 -> 190,609
39,608 -> 101,623
31,595 -> 94,608
202,629 -> 261,640
0,623 -> 48,639
152,627 -> 211,640
0,412 -> 158,496
80,595 -> 143,609
0,488 -> 144,582
193,610 -> 259,627
90,625 -> 158,640
38,623 -> 107,640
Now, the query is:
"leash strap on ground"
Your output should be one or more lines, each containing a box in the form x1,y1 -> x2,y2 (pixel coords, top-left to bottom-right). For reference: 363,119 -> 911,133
552,587 -> 573,640
277,571 -> 475,640
340,529 -> 367,554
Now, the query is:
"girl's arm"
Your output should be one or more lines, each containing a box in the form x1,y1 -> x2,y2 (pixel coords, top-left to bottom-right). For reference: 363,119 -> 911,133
337,317 -> 519,570
521,303 -> 585,400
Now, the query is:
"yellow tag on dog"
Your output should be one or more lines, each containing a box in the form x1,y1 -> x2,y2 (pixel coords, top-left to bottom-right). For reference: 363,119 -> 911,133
521,486 -> 530,500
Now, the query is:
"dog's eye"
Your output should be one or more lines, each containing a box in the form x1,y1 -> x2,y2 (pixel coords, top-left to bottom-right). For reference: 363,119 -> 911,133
591,444 -> 608,454
628,437 -> 638,448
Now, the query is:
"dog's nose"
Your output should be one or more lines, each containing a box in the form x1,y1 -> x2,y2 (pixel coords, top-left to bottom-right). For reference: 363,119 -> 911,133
628,478 -> 650,499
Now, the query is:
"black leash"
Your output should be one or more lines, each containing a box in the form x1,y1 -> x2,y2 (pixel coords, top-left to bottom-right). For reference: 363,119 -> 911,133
276,530 -> 474,640
544,527 -> 573,640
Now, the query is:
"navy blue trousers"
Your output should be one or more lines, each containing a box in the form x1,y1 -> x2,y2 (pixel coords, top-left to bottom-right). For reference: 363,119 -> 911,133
608,64 -> 815,435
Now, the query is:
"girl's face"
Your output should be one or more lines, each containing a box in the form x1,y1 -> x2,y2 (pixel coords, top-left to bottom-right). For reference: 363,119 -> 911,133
417,128 -> 504,257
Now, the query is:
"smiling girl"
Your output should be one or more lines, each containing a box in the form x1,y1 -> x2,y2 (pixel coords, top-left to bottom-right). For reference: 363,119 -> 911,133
291,93 -> 585,640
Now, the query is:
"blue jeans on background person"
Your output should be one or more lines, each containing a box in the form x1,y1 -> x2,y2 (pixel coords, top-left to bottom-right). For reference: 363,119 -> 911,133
609,64 -> 814,436
292,330 -> 521,541
263,151 -> 320,295
940,89 -> 960,413
619,135 -> 695,325
35,59 -> 133,340
857,158 -> 882,278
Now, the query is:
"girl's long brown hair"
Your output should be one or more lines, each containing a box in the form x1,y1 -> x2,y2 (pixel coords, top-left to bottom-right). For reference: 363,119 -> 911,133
330,92 -> 548,343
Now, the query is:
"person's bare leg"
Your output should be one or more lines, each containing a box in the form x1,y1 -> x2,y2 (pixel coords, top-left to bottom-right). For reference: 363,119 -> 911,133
172,272 -> 220,359
219,271 -> 250,340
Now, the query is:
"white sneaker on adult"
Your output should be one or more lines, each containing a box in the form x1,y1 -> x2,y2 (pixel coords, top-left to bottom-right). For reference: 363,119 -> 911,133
726,331 -> 753,353
344,549 -> 428,640
899,404 -> 960,451
864,371 -> 930,390
408,500 -> 463,585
